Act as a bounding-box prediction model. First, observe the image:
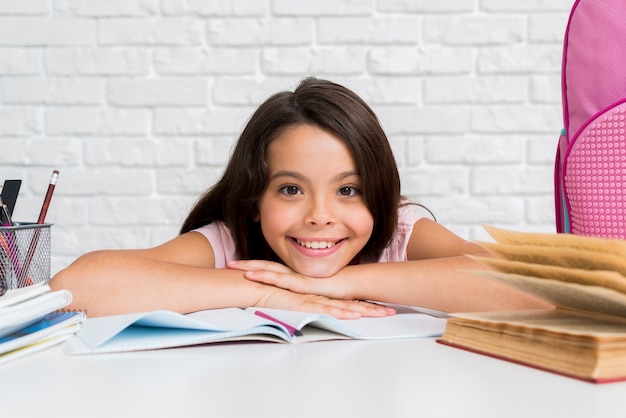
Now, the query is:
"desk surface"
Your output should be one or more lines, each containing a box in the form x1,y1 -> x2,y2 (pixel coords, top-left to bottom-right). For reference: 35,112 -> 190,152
2,337 -> 625,418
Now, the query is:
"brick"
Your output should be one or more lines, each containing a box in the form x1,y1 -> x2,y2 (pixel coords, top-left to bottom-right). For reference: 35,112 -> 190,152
405,136 -> 426,166
194,136 -> 236,166
2,78 -> 104,105
378,0 -> 473,13
481,0 -> 572,12
261,48 -> 311,75
58,169 -> 155,197
162,0 -> 267,16
46,48 -> 150,76
530,75 -> 561,103
477,45 -> 562,74
272,0 -> 373,16
55,0 -> 158,16
0,48 -> 41,75
99,18 -> 203,45
424,76 -> 527,104
376,106 -> 469,134
470,105 -> 561,133
0,0 -> 49,15
424,16 -> 525,45
526,196 -> 556,225
425,136 -> 525,164
310,48 -> 366,75
46,108 -> 150,135
84,138 -> 191,166
369,46 -> 472,75
402,167 -> 469,196
154,47 -> 257,75
207,18 -> 313,46
156,167 -> 224,194
472,166 -> 554,195
388,136 -> 407,167
528,135 -> 559,164
528,15 -> 568,42
212,78 -> 295,105
317,17 -> 420,44
0,138 -> 82,165
0,109 -> 40,136
108,78 -> 208,106
339,77 -> 421,105
154,107 -> 253,135
427,197 -> 525,224
0,18 -> 95,46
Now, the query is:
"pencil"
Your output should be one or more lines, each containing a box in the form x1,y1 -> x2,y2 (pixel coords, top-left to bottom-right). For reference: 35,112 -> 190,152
254,310 -> 303,337
37,170 -> 59,224
21,170 -> 59,287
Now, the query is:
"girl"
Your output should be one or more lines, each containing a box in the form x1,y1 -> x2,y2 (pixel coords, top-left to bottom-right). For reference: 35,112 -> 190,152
50,78 -> 549,317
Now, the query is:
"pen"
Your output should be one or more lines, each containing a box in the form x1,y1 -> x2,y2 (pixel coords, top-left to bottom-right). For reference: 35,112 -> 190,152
0,196 -> 21,289
254,310 -> 303,337
37,170 -> 59,224
0,234 -> 11,296
21,170 -> 59,287
0,196 -> 13,226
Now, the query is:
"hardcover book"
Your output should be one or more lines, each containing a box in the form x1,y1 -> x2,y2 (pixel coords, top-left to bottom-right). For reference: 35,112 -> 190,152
438,225 -> 626,384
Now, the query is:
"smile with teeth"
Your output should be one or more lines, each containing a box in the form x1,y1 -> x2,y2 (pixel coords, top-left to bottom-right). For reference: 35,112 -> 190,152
294,238 -> 341,249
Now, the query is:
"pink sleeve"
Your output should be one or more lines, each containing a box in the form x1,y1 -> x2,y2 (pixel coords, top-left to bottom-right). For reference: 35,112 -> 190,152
192,221 -> 240,268
377,203 -> 424,263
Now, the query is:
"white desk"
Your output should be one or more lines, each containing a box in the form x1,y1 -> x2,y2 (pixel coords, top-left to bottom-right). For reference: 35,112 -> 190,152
2,337 -> 625,418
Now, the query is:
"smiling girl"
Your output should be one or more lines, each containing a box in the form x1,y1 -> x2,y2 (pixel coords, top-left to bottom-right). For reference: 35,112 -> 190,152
50,78 -> 549,317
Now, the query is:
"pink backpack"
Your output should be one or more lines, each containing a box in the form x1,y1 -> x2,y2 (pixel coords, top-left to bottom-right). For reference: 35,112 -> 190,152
555,0 -> 626,238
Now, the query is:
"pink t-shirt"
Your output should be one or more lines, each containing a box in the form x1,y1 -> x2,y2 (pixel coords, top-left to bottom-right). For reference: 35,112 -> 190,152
193,203 -> 423,268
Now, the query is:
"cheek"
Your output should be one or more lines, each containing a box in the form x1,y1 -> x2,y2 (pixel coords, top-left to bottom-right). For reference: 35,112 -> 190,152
351,208 -> 375,239
258,204 -> 292,240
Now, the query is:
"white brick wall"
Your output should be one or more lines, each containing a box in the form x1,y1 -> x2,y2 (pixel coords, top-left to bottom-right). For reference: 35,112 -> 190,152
0,0 -> 575,274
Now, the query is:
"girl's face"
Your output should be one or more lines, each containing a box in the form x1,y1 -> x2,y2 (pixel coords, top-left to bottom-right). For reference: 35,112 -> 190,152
256,124 -> 374,278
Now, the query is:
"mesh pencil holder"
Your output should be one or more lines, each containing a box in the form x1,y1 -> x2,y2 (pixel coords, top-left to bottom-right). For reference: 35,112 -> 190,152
0,223 -> 51,291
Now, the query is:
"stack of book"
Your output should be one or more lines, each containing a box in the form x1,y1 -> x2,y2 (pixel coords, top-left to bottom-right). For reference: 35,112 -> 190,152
0,283 -> 84,365
438,225 -> 626,384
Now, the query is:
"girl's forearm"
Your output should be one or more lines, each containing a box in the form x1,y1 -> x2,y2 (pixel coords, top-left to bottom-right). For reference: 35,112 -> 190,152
50,250 -> 267,317
339,256 -> 552,313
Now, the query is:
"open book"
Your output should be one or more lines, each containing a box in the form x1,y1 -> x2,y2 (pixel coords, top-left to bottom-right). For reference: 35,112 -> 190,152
438,225 -> 626,384
64,305 -> 446,355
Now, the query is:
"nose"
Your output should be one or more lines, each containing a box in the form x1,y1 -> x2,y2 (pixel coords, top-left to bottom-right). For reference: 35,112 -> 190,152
305,196 -> 336,226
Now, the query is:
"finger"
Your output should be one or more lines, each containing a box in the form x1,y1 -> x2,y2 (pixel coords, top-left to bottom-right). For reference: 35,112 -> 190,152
308,299 -> 395,319
338,300 -> 396,317
244,270 -> 314,294
228,260 -> 291,273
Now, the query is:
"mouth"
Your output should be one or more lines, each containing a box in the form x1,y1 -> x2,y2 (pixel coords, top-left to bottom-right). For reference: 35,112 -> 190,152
293,237 -> 343,249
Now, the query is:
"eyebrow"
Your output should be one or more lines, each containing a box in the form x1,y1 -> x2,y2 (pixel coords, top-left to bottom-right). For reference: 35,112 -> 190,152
269,170 -> 360,182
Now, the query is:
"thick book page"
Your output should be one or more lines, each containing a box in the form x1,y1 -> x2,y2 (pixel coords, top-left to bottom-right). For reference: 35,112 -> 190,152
483,224 -> 626,255
0,290 -> 72,338
470,270 -> 626,318
441,309 -> 626,383
469,255 -> 626,294
64,306 -> 447,354
448,309 -> 626,338
477,240 -> 626,276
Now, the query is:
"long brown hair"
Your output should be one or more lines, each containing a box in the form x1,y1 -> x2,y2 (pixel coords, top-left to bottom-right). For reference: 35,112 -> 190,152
180,77 -> 401,263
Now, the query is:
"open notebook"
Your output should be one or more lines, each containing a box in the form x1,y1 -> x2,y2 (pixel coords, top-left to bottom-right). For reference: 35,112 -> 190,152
64,305 -> 447,354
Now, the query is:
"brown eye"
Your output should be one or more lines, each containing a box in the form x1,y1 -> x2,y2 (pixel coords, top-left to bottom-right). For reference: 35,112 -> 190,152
338,186 -> 359,196
280,185 -> 302,195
